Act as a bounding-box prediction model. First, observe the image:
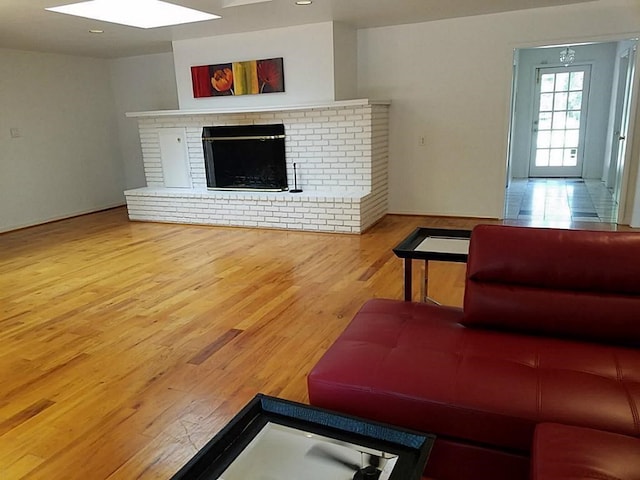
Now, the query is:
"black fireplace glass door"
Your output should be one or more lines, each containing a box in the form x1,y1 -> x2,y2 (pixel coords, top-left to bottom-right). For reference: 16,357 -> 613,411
203,124 -> 287,191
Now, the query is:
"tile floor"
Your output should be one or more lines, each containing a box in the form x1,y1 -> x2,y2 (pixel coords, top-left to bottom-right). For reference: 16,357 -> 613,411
505,178 -> 618,226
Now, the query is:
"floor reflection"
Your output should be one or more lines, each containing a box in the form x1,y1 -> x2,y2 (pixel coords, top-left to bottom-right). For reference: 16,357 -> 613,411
504,178 -> 618,227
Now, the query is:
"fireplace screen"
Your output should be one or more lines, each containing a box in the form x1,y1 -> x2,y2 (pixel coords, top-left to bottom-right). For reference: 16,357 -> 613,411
202,124 -> 287,191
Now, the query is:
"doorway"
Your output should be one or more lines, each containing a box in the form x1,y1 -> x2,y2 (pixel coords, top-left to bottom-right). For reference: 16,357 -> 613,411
505,39 -> 638,225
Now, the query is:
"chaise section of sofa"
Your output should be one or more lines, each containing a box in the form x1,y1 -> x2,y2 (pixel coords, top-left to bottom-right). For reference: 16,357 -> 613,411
532,423 -> 640,480
307,225 -> 640,480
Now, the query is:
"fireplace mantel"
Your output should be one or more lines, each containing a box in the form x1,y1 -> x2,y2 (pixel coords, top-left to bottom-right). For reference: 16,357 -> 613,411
124,99 -> 390,234
126,99 -> 390,118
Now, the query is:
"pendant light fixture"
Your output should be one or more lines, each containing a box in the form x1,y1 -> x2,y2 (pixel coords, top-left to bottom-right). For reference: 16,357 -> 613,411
559,46 -> 576,66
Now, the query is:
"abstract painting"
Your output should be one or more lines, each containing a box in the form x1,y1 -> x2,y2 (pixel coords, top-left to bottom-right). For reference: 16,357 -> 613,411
191,57 -> 284,98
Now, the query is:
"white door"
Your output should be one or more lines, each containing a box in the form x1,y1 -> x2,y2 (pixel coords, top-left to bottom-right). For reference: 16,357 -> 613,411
159,128 -> 192,188
607,45 -> 636,206
529,65 -> 591,177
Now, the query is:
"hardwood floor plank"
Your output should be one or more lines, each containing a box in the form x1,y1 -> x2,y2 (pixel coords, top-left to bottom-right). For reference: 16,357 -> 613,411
3,454 -> 45,479
187,329 -> 243,365
0,399 -> 56,436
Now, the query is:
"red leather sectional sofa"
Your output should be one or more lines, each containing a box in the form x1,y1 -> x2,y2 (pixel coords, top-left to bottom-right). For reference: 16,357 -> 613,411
308,224 -> 640,479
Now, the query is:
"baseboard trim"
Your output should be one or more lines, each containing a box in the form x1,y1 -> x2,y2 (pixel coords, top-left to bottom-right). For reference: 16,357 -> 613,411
0,203 -> 126,235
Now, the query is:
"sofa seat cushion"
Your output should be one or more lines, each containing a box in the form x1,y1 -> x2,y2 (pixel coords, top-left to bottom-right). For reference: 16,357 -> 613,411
308,299 -> 640,452
532,423 -> 640,480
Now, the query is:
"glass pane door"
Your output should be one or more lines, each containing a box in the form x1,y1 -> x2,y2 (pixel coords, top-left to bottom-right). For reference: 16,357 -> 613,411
529,65 -> 591,177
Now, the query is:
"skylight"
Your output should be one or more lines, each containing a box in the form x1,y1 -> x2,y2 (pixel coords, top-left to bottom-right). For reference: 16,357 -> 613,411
221,0 -> 272,6
46,0 -> 221,29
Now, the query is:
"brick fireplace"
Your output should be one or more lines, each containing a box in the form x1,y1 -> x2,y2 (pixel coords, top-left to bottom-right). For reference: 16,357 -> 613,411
124,99 -> 389,233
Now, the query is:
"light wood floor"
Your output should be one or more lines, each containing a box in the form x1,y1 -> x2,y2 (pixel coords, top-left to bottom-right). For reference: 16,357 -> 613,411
0,208 -> 631,479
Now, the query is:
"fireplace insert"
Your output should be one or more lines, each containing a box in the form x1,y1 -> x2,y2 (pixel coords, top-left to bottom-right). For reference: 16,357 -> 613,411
202,124 -> 287,191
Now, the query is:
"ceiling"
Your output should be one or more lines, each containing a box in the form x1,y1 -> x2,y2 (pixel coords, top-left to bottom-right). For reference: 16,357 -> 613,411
0,0 -> 598,59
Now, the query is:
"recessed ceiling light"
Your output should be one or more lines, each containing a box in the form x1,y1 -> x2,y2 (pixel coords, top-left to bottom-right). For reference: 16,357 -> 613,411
295,1 -> 312,5
88,29 -> 104,34
46,0 -> 221,29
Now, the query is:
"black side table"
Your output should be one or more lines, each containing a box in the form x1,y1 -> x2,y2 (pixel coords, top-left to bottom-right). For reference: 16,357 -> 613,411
170,394 -> 435,480
393,228 -> 472,302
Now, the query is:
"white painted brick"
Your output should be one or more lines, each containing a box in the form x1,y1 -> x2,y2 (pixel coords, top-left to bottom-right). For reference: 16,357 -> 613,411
129,103 -> 388,233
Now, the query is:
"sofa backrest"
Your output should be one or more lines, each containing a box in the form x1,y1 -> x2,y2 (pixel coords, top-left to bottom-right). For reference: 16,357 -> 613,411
461,224 -> 640,346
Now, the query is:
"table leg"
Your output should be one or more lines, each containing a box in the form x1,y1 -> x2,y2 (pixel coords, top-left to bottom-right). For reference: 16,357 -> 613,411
421,260 -> 428,302
403,258 -> 412,301
422,260 -> 441,304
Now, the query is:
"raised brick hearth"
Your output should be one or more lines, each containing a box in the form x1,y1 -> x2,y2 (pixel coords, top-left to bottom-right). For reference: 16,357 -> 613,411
124,99 -> 389,233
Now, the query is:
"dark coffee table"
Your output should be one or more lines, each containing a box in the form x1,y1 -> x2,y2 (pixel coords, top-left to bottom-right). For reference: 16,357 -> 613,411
393,227 -> 472,302
170,394 -> 435,480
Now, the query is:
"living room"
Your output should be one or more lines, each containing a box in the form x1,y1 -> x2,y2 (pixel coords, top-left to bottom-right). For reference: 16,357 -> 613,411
2,1 -> 640,479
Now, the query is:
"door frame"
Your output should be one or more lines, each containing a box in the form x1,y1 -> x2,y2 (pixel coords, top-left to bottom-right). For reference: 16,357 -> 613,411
608,40 -> 639,224
605,43 -> 637,210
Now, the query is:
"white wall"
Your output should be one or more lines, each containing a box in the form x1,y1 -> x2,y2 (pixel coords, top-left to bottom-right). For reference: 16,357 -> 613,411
510,42 -> 617,179
333,22 -> 358,101
0,49 -> 125,233
173,22 -> 338,110
357,0 -> 640,219
110,52 -> 179,190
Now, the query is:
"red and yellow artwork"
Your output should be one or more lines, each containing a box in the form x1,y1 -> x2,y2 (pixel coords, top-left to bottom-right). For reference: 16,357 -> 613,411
191,57 -> 284,98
